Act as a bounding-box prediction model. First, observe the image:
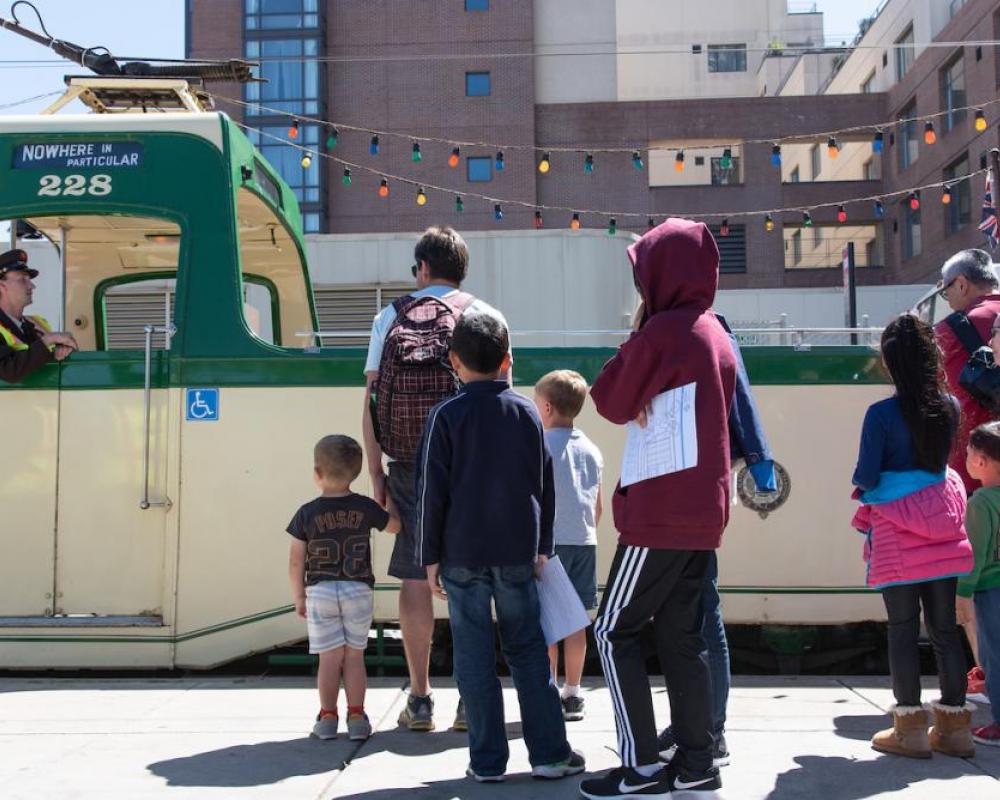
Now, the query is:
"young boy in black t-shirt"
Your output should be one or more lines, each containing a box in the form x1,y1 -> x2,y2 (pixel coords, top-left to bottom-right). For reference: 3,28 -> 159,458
287,435 -> 400,741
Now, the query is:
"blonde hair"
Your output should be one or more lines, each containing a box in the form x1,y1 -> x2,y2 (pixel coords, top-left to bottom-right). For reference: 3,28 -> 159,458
314,435 -> 363,482
535,369 -> 588,419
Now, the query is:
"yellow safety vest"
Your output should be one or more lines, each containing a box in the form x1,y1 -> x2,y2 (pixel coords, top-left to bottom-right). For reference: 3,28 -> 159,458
0,315 -> 52,351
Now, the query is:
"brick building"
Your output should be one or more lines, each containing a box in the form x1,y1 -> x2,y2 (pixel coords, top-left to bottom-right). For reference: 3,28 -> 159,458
186,0 -> 998,292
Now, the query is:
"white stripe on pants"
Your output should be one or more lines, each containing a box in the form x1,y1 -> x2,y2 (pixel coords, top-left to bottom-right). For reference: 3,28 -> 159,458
594,545 -> 649,766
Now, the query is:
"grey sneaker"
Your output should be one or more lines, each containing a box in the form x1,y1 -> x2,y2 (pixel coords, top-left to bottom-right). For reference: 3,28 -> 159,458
531,748 -> 586,779
398,693 -> 435,731
452,698 -> 468,732
658,726 -> 730,768
562,694 -> 585,721
311,713 -> 339,739
347,713 -> 372,741
466,766 -> 505,783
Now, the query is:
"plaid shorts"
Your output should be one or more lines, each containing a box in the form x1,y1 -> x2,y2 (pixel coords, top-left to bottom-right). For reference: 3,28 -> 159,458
305,581 -> 374,652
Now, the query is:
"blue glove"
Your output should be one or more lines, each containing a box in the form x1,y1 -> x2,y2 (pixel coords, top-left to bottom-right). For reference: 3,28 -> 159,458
749,460 -> 777,493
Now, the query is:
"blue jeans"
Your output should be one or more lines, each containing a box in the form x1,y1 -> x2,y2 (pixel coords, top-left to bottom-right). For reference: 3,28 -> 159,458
442,563 -> 571,776
703,551 -> 730,737
975,585 -> 1000,722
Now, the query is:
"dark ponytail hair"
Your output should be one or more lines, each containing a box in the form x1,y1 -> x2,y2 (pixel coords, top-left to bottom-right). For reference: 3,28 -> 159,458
880,314 -> 956,472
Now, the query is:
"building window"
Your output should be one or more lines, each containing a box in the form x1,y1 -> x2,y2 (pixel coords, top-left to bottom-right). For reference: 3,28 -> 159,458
791,230 -> 802,265
790,166 -> 800,183
944,154 -> 972,236
465,0 -> 489,9
244,3 -> 324,232
902,202 -> 922,259
710,156 -> 740,186
245,0 -> 318,30
814,226 -> 824,245
707,44 -> 747,73
941,54 -> 967,132
897,100 -> 918,171
709,224 -> 746,273
895,26 -> 914,82
861,70 -> 875,94
245,38 -> 320,114
863,158 -> 879,180
467,157 -> 492,182
465,71 -> 491,97
950,0 -> 968,19
810,144 -> 821,180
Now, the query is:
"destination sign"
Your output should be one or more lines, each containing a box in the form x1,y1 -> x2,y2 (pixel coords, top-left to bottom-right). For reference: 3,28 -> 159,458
12,141 -> 144,170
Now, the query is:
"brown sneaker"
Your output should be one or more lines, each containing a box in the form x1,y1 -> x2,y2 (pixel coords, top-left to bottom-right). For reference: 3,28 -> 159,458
871,705 -> 931,759
929,701 -> 976,758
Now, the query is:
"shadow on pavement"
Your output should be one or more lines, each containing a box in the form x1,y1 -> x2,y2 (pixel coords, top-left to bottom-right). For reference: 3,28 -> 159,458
832,713 -> 889,741
147,723 -> 523,787
766,754 -> 981,800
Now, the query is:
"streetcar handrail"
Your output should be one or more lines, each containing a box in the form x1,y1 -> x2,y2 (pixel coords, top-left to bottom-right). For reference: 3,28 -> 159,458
140,324 -> 175,511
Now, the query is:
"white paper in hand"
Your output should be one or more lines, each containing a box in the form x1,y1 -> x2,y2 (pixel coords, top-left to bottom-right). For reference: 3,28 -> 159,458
536,556 -> 591,646
620,382 -> 698,488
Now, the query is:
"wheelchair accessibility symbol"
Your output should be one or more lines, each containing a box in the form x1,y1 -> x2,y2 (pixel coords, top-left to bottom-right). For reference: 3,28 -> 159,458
185,388 -> 219,421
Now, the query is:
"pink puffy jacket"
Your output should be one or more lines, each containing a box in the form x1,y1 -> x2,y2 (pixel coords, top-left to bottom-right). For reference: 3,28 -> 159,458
851,469 -> 973,590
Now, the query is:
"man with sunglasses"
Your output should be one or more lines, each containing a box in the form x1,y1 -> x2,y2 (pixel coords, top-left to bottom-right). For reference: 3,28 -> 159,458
935,249 -> 1000,704
0,249 -> 77,384
361,226 -> 509,733
936,249 -> 1000,494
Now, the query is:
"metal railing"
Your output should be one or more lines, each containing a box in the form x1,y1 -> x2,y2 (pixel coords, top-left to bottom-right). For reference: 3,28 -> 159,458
140,324 -> 175,511
297,323 -> 882,350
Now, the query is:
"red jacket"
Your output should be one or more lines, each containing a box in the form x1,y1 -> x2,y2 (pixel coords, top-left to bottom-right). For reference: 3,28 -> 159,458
590,218 -> 737,550
935,293 -> 1000,494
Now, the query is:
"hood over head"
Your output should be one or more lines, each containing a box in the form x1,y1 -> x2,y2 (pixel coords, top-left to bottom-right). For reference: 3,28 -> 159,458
627,218 -> 719,319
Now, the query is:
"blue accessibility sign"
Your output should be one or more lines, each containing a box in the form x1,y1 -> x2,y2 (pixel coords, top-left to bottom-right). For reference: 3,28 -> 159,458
185,388 -> 219,421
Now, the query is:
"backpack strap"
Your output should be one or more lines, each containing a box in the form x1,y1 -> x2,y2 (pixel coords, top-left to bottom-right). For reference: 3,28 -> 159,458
945,311 -> 986,356
440,291 -> 476,318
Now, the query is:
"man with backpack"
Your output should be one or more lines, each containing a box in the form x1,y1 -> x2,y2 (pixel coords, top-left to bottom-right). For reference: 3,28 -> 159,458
362,226 -> 509,732
936,249 -> 1000,494
935,247 -> 1000,704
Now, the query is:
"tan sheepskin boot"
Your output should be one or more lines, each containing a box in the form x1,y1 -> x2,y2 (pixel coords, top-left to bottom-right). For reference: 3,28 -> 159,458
871,705 -> 931,758
928,701 -> 976,758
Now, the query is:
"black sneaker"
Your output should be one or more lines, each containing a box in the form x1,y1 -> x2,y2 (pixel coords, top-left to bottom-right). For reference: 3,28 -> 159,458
398,693 -> 434,731
658,726 -> 730,768
562,694 -> 586,721
663,761 -> 722,794
579,766 -> 670,799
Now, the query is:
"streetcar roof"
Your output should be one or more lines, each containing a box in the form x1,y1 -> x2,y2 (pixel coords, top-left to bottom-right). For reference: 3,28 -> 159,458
0,112 -> 225,151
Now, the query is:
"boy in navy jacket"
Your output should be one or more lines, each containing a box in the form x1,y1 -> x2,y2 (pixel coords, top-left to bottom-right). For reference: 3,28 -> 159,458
416,312 -> 584,783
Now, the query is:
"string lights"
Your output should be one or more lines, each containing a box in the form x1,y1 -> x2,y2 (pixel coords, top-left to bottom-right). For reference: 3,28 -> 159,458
827,136 -> 839,159
534,210 -> 544,229
242,117 -> 989,232
771,145 -> 781,168
326,128 -> 338,150
584,153 -> 595,174
538,152 -> 551,174
257,94 -> 995,164
675,151 -> 685,172
412,142 -> 422,162
924,121 -> 937,145
369,134 -> 380,155
449,147 -> 461,168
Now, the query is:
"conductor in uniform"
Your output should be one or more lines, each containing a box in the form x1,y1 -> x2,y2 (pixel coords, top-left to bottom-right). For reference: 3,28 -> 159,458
0,249 -> 78,383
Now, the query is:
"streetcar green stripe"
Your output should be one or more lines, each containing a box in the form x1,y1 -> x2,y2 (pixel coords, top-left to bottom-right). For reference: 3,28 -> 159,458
1,347 -> 885,391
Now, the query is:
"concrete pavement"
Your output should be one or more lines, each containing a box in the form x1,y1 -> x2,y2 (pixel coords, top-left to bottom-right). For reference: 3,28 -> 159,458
0,675 -> 997,799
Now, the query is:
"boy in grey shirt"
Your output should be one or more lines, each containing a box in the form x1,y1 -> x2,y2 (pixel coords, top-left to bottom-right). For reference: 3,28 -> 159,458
534,369 -> 604,721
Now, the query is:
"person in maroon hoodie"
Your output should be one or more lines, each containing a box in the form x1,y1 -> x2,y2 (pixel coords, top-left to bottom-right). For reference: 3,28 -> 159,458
579,219 -> 736,800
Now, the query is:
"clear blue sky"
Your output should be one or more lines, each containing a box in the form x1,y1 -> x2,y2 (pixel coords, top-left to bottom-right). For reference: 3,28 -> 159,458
0,0 -> 887,116
0,0 -> 184,114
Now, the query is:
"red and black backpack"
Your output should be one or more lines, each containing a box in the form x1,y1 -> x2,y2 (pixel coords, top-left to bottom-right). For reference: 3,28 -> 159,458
371,292 -> 474,462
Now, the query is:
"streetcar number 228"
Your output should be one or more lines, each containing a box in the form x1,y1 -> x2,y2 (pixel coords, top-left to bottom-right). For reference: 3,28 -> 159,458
37,174 -> 112,197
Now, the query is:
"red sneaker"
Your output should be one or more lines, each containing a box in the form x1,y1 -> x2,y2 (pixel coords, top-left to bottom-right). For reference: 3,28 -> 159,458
968,666 -> 989,703
972,723 -> 1000,746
